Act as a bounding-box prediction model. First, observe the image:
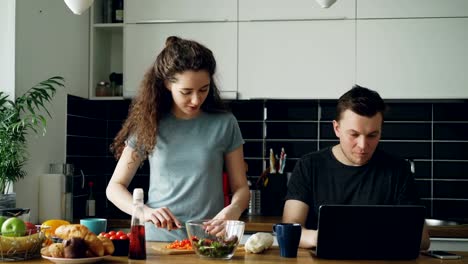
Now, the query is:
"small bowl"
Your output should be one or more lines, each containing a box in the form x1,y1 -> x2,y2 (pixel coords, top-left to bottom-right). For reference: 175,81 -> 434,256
186,219 -> 244,259
111,239 -> 129,256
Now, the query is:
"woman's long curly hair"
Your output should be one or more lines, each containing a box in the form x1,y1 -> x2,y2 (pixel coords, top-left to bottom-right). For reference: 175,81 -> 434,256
111,36 -> 227,160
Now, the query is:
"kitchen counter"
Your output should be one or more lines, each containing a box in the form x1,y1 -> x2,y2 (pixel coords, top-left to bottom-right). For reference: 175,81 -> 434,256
240,216 -> 468,238
11,243 -> 468,264
107,216 -> 468,238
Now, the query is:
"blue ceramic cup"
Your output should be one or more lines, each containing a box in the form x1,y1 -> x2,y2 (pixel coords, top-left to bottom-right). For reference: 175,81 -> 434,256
273,223 -> 302,258
80,218 -> 107,235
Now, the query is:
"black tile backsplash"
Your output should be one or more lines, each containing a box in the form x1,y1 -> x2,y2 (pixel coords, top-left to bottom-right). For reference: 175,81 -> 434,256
266,141 -> 318,159
238,122 -> 263,139
265,122 -> 318,139
382,123 -> 432,140
434,161 -> 468,179
319,101 -> 338,120
266,100 -> 318,120
229,100 -> 264,120
434,181 -> 468,199
434,142 -> 468,160
433,200 -> 468,220
414,161 -> 431,179
67,95 -> 468,221
319,122 -> 336,139
385,103 -> 432,121
415,180 -> 431,199
434,123 -> 468,140
379,142 -> 431,160
433,102 -> 468,121
243,141 -> 264,158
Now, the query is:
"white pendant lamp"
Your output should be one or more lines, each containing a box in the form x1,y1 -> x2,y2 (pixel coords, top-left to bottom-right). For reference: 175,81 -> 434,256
64,0 -> 94,15
315,0 -> 337,8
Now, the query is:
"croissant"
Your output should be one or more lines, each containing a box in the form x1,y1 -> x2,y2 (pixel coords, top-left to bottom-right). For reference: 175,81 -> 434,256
54,224 -> 105,256
97,235 -> 115,255
55,224 -> 89,239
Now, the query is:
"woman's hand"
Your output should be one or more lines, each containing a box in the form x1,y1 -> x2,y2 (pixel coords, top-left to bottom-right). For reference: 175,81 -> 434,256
213,203 -> 243,221
144,206 -> 182,231
205,204 -> 243,236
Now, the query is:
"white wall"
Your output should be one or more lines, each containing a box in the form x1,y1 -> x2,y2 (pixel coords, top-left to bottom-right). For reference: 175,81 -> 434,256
14,0 -> 89,223
0,0 -> 15,97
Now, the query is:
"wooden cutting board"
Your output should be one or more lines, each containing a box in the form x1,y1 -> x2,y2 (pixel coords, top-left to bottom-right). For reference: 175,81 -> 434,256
152,244 -> 195,255
151,244 -> 245,255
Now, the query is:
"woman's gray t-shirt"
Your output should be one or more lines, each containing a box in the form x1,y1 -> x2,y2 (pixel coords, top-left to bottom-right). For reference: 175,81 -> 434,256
127,112 -> 244,241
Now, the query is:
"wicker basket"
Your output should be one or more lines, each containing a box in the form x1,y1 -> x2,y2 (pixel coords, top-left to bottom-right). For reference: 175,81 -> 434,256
0,229 -> 46,261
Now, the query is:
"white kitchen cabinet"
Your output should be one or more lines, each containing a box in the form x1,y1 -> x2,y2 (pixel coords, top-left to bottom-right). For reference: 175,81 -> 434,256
357,18 -> 468,99
124,23 -> 237,98
239,0 -> 355,20
125,0 -> 237,23
357,0 -> 468,18
89,0 -> 123,99
238,20 -> 355,99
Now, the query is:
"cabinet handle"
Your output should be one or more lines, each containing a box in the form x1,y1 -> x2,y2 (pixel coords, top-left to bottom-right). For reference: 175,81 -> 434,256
240,17 -> 347,22
134,19 -> 231,24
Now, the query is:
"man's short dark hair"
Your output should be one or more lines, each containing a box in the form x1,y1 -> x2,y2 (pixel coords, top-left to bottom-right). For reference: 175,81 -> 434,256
335,85 -> 386,121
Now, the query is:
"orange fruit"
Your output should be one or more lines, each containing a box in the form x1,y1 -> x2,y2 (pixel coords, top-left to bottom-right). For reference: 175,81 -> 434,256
41,219 -> 70,237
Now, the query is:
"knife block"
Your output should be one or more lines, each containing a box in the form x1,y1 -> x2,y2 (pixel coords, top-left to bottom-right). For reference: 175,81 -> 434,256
260,173 -> 288,216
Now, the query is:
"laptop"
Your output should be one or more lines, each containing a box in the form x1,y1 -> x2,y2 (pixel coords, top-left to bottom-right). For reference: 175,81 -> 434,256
313,204 -> 426,260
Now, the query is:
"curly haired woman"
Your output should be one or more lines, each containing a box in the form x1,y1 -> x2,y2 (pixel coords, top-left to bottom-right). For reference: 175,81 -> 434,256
106,36 -> 249,241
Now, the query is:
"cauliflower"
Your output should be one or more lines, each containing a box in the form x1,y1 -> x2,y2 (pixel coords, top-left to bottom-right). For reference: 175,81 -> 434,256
244,232 -> 274,253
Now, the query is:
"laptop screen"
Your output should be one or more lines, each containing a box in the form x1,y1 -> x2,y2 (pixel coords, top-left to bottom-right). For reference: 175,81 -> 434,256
314,204 -> 425,260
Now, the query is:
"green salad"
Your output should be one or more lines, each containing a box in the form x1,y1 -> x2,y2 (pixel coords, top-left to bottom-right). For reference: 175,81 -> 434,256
192,235 -> 239,258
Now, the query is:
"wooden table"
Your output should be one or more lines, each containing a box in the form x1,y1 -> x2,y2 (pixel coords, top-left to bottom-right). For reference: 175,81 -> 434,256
10,242 -> 468,263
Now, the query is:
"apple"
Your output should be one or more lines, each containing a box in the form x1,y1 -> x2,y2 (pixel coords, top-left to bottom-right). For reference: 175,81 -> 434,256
24,221 -> 37,235
1,217 -> 26,237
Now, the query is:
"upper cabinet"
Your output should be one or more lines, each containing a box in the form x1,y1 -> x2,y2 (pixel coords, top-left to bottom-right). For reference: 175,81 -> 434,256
125,0 -> 237,23
357,0 -> 468,18
239,0 -> 355,20
124,23 -> 237,98
238,20 -> 355,99
357,18 -> 468,99
89,0 -> 124,99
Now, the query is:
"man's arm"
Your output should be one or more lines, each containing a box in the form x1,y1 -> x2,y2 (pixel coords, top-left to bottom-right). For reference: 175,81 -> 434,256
282,199 -> 317,248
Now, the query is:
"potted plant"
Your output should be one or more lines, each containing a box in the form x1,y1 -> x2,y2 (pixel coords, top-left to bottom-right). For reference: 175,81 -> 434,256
0,76 -> 64,208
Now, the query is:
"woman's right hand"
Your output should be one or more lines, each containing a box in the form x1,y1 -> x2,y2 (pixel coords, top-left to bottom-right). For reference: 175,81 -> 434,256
144,206 -> 183,231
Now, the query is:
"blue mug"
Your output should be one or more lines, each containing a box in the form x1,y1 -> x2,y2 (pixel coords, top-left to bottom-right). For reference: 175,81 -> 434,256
273,223 -> 301,258
80,218 -> 107,235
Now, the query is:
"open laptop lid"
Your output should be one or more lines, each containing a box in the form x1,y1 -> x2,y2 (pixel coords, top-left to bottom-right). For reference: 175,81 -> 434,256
314,204 -> 425,260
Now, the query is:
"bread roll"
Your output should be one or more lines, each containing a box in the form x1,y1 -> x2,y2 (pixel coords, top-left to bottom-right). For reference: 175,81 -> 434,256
46,243 -> 65,258
40,245 -> 51,257
244,232 -> 274,253
63,237 -> 87,258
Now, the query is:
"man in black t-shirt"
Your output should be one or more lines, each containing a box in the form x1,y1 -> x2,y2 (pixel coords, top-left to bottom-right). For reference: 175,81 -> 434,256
283,85 -> 430,249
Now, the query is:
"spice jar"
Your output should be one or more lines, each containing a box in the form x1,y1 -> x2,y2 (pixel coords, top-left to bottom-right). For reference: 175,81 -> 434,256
95,81 -> 110,96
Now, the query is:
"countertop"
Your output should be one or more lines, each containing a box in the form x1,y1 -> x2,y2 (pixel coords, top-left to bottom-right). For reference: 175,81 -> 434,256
11,243 -> 468,264
107,216 -> 468,238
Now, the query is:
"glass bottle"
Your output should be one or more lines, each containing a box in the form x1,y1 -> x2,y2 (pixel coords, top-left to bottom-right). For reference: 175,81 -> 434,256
129,188 -> 146,260
86,181 -> 95,217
